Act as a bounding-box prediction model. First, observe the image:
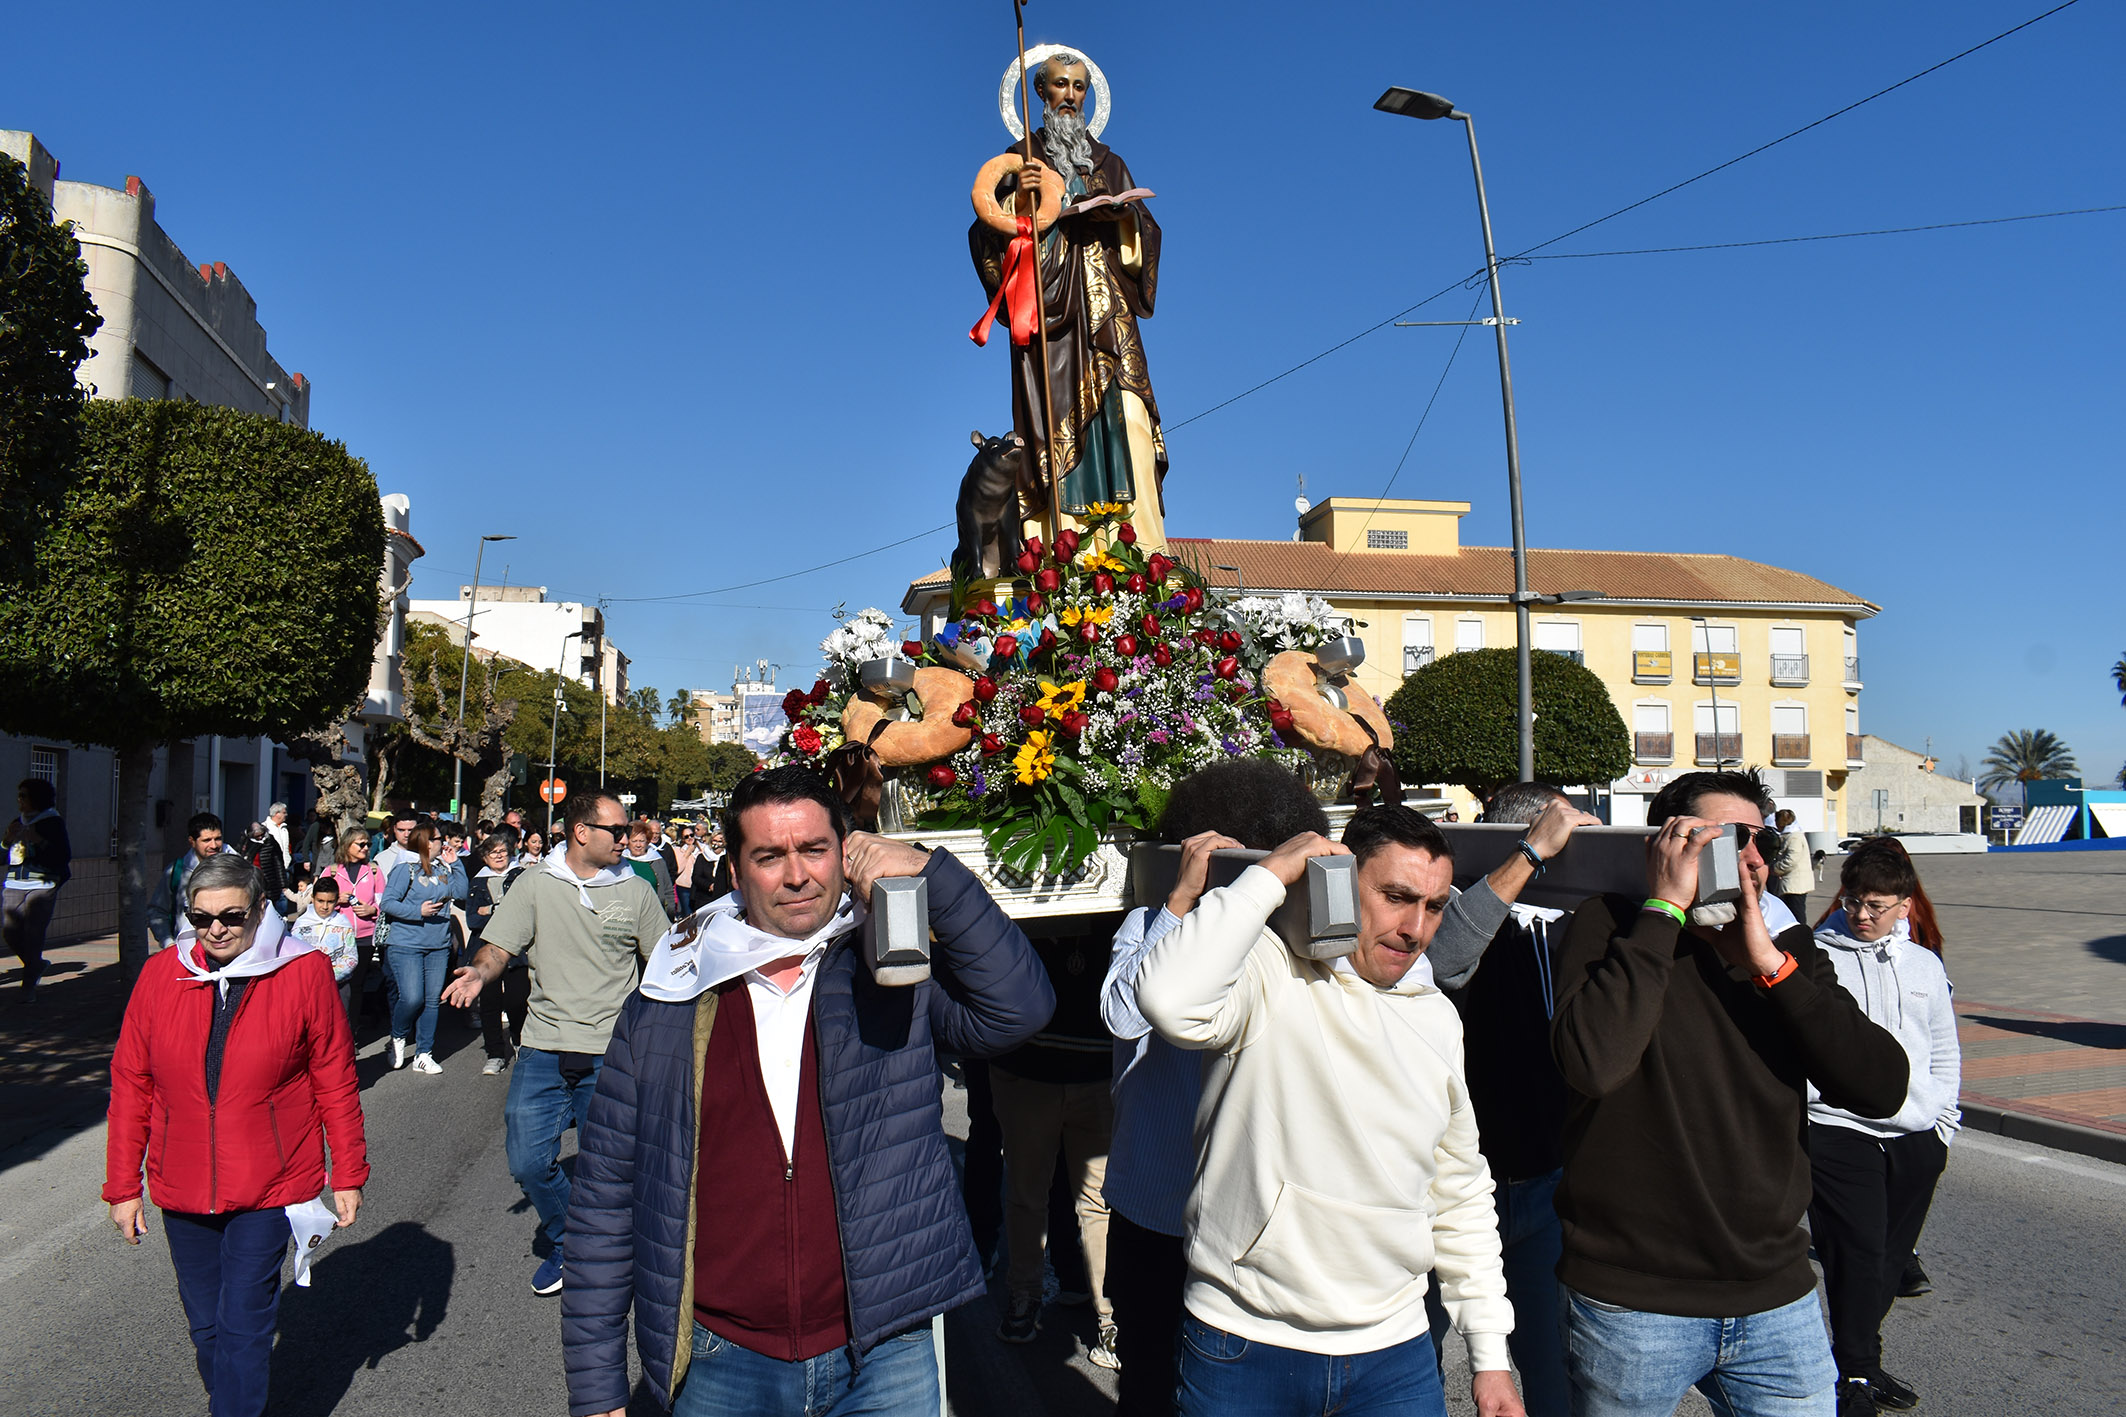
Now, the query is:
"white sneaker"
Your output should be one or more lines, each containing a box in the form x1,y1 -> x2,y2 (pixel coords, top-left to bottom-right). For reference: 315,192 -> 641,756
411,1052 -> 443,1074
390,1038 -> 410,1070
481,1057 -> 506,1076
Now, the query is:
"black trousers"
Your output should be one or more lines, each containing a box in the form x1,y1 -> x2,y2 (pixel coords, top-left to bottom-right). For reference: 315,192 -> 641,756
961,1059 -> 1005,1262
1808,1122 -> 1949,1378
1107,1212 -> 1188,1417
480,964 -> 530,1059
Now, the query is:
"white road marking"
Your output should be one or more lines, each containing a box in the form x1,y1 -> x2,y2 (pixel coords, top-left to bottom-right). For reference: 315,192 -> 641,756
1957,1128 -> 2126,1186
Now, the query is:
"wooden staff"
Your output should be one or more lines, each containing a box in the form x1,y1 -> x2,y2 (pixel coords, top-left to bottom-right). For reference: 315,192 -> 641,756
1013,0 -> 1063,553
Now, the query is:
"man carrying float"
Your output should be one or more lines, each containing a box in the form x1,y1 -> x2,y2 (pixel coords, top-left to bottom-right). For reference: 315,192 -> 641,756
970,44 -> 1169,552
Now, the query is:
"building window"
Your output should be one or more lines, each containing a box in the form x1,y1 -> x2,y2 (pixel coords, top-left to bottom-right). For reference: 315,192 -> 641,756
1771,704 -> 1809,765
1694,702 -> 1741,765
1632,623 -> 1671,683
1402,615 -> 1434,673
1455,619 -> 1485,652
1367,528 -> 1408,550
28,746 -> 62,790
1691,622 -> 1740,685
1534,620 -> 1583,666
1846,703 -> 1863,764
1633,702 -> 1672,764
1770,625 -> 1808,685
1844,627 -> 1861,685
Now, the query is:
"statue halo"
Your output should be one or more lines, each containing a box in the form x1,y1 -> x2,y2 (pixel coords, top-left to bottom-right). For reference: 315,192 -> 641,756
999,44 -> 1110,142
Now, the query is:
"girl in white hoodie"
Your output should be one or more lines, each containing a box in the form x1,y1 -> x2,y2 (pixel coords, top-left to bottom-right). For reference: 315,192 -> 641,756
1807,838 -> 1959,1416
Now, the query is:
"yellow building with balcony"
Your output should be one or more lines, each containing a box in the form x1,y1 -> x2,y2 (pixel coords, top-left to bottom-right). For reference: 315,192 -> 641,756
905,497 -> 1878,832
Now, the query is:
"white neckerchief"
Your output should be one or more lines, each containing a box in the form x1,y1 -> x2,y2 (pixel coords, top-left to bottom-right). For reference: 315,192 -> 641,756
544,851 -> 631,910
174,909 -> 310,998
639,889 -> 865,1002
1331,949 -> 1436,993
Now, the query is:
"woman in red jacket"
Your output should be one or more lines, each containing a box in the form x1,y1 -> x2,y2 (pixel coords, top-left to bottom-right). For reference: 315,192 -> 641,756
105,853 -> 369,1417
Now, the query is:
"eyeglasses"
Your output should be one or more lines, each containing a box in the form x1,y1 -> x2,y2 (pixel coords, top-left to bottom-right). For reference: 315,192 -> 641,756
1725,824 -> 1782,858
1840,895 -> 1906,917
184,907 -> 254,932
580,821 -> 628,839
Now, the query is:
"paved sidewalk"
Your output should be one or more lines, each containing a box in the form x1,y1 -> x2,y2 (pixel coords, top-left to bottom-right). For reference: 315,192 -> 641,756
1955,998 -> 2126,1164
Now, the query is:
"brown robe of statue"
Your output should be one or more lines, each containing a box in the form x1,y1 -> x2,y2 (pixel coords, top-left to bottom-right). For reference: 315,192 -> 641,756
969,129 -> 1167,543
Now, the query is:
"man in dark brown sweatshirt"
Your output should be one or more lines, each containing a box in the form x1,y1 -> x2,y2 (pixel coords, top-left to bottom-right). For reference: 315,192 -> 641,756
1550,771 -> 1908,1417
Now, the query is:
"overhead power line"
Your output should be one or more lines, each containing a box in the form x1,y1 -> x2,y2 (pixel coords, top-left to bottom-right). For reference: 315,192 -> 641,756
1524,203 -> 2124,260
605,522 -> 951,605
1166,0 -> 2087,433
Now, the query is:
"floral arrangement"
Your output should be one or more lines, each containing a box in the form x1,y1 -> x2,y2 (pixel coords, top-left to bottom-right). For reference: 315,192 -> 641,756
771,508 -> 1343,875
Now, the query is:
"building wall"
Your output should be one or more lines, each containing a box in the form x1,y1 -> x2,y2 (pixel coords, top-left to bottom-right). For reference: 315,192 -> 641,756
408,593 -> 619,702
1840,735 -> 1986,836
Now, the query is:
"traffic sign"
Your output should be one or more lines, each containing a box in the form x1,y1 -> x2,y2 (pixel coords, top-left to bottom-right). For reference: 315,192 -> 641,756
539,778 -> 567,804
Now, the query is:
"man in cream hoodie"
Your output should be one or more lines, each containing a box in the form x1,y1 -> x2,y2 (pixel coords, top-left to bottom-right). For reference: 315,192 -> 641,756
1136,804 -> 1523,1417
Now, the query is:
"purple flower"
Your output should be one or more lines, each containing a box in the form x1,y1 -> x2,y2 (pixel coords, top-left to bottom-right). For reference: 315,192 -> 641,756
1149,729 -> 1170,745
1192,685 -> 1214,703
1221,736 -> 1244,755
968,765 -> 989,798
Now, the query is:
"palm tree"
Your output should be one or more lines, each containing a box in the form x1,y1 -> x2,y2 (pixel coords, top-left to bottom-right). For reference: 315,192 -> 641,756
1978,729 -> 2078,798
2114,652 -> 2126,706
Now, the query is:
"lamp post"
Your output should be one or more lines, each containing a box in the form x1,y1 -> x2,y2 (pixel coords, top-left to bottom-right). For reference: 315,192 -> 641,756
546,630 -> 583,836
1690,615 -> 1729,767
1375,86 -> 1539,782
1215,563 -> 1246,602
452,534 -> 516,821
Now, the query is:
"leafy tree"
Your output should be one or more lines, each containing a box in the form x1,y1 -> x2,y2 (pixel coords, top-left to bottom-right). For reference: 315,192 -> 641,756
1977,729 -> 2078,800
700,741 -> 759,792
1384,647 -> 1631,797
0,400 -> 384,988
0,151 -> 103,581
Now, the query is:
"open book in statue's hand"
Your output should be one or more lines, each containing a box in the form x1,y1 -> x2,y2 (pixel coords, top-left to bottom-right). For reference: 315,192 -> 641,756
1064,187 -> 1154,217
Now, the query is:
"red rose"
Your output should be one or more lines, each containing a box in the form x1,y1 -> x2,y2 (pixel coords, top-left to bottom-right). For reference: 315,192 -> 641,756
1078,621 -> 1101,645
951,700 -> 979,728
790,724 -> 823,755
1113,633 -> 1139,658
1218,629 -> 1243,652
1192,628 -> 1217,646
1015,550 -> 1039,575
1126,573 -> 1147,594
782,689 -> 810,722
1025,593 -> 1045,614
1037,627 -> 1059,653
971,598 -> 998,618
1117,523 -> 1137,545
1035,568 -> 1061,593
1060,710 -> 1091,737
1269,708 -> 1297,736
1055,528 -> 1080,558
980,733 -> 1005,755
993,634 -> 1018,660
925,765 -> 958,788
1019,704 -> 1047,727
973,675 -> 998,703
1214,656 -> 1240,680
1151,643 -> 1174,667
1091,571 -> 1115,596
1092,666 -> 1119,693
1182,587 -> 1204,613
1025,535 -> 1044,559
1147,563 -> 1168,589
902,640 -> 925,660
1148,552 -> 1173,576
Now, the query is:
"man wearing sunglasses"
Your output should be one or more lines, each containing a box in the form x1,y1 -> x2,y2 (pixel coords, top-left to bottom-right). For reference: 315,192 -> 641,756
442,790 -> 669,1297
1549,770 -> 1908,1417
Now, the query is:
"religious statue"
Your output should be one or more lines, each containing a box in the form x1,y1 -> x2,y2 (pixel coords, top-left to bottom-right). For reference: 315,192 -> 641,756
969,44 -> 1168,551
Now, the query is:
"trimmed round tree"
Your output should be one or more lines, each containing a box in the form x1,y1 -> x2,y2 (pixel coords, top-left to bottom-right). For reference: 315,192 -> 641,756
0,400 -> 384,988
1384,646 -> 1630,797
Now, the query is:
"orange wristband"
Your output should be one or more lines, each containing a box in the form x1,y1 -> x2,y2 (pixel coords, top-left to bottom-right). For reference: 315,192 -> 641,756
1752,951 -> 1799,989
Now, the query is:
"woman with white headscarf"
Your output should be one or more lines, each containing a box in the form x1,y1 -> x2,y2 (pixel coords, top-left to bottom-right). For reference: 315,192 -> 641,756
104,853 -> 368,1417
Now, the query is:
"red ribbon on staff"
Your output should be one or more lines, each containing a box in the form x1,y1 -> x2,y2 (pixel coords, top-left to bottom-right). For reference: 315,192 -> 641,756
969,214 -> 1037,348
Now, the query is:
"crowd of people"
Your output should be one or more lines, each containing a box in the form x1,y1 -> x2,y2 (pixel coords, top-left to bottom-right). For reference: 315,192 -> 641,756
89,760 -> 1961,1417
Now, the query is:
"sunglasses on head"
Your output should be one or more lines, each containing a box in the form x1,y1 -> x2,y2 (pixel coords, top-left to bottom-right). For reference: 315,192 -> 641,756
184,906 -> 254,932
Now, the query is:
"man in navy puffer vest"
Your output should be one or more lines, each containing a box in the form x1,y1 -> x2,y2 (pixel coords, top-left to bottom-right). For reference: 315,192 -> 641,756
563,766 -> 1054,1416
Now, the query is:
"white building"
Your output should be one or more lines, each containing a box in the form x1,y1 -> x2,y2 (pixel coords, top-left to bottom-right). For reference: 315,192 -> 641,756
408,586 -> 628,705
0,130 -> 417,939
1840,736 -> 1988,836
688,690 -> 741,746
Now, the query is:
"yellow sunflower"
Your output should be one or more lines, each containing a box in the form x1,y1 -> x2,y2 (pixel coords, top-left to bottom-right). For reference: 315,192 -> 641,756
1035,679 -> 1087,719
1013,730 -> 1057,784
1084,501 -> 1127,518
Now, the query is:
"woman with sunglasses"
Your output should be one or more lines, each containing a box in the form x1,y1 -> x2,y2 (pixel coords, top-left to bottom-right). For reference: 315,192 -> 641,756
1806,838 -> 1958,1416
380,822 -> 467,1073
104,853 -> 367,1417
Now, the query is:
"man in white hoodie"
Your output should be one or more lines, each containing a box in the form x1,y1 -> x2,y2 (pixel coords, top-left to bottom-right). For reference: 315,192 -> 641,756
1135,804 -> 1523,1417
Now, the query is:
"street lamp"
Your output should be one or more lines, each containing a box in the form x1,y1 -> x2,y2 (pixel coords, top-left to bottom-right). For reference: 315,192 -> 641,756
1689,615 -> 1731,767
546,630 -> 583,835
1376,86 -> 1540,781
1215,563 -> 1246,602
453,534 -> 516,821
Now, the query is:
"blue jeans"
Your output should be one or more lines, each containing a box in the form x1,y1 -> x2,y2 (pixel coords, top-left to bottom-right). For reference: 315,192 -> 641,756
505,1046 -> 604,1248
672,1320 -> 939,1417
1564,1287 -> 1836,1417
386,943 -> 449,1055
1176,1314 -> 1447,1417
1426,1168 -> 1568,1417
164,1207 -> 293,1417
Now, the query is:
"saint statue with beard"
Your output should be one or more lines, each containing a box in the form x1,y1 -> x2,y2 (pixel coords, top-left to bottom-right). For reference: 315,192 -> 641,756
971,48 -> 1168,550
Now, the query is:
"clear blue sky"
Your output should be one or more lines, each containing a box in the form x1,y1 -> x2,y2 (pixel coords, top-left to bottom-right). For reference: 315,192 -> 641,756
13,1 -> 2123,783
